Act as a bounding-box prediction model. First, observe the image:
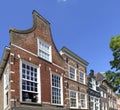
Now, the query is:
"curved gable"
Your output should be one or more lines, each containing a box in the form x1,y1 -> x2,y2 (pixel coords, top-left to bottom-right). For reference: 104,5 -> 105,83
10,10 -> 64,66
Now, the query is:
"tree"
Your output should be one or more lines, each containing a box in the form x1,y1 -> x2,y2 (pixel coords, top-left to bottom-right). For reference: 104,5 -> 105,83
105,70 -> 116,81
105,70 -> 120,93
108,35 -> 120,93
110,35 -> 120,71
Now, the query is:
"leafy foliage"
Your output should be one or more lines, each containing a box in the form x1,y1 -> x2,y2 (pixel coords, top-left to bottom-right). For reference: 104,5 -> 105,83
109,35 -> 120,93
105,71 -> 120,93
110,35 -> 120,71
105,71 -> 116,81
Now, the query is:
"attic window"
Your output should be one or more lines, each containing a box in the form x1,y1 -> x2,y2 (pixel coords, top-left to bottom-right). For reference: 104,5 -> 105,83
38,39 -> 52,62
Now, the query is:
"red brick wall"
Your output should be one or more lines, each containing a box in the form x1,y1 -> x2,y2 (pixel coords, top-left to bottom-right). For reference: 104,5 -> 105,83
62,54 -> 88,109
9,11 -> 65,108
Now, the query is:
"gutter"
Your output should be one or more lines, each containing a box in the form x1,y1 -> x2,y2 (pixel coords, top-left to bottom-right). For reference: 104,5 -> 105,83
0,47 -> 10,79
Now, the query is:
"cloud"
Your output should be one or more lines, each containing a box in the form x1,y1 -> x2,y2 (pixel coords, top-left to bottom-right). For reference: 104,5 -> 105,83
57,0 -> 67,2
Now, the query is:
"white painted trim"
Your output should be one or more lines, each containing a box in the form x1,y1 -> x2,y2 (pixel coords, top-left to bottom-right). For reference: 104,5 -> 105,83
10,71 -> 15,74
11,43 -> 37,57
37,65 -> 41,103
10,80 -> 13,83
10,99 -> 17,102
63,51 -> 87,67
50,72 -> 63,106
52,62 -> 64,70
20,60 -> 22,102
79,70 -> 86,85
11,43 -> 63,70
11,90 -> 15,92
80,92 -> 87,109
50,71 -> 52,105
42,101 -> 51,105
69,90 -> 78,109
3,63 -> 9,109
19,59 -> 41,104
68,65 -> 77,81
10,62 -> 14,65
10,53 -> 14,56
37,38 -> 52,62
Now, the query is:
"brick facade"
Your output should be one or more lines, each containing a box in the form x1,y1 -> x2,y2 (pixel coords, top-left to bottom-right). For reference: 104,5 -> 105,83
96,72 -> 118,110
0,10 -> 65,110
117,98 -> 120,110
0,10 -> 119,110
60,47 -> 89,110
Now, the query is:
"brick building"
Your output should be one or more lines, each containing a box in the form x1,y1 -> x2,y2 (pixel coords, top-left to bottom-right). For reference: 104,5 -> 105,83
117,97 -> 120,110
96,72 -> 118,110
95,73 -> 108,110
88,70 -> 101,110
0,10 -> 119,110
60,47 -> 89,110
0,10 -> 66,110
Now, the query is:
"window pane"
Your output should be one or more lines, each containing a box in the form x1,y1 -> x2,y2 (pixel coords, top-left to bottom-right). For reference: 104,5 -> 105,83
21,62 -> 39,103
39,40 -> 51,61
81,93 -> 86,108
70,91 -> 77,107
70,67 -> 75,79
52,73 -> 61,105
80,72 -> 84,84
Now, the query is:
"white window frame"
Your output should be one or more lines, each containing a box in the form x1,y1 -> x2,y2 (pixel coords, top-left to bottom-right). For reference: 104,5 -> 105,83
101,102 -> 104,110
69,65 -> 76,81
70,90 -> 78,109
4,64 -> 9,109
95,98 -> 100,110
104,92 -> 106,98
90,78 -> 96,91
37,39 -> 52,62
80,93 -> 87,109
101,91 -> 103,97
90,96 -> 94,110
104,103 -> 107,110
79,71 -> 85,84
51,72 -> 63,106
20,60 -> 41,103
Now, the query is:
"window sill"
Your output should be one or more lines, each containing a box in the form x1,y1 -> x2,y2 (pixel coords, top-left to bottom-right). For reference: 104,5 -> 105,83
37,56 -> 52,64
66,76 -> 87,86
51,103 -> 63,107
70,107 -> 78,109
20,101 -> 41,106
81,107 -> 88,109
79,82 -> 85,85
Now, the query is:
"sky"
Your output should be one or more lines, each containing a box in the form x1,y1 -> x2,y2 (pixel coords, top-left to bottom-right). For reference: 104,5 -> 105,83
0,0 -> 120,73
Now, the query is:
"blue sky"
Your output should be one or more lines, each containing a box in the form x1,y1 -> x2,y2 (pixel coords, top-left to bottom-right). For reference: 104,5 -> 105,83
0,0 -> 120,73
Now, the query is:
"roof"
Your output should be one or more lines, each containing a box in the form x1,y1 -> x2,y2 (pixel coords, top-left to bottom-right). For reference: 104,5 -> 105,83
95,72 -> 114,89
95,72 -> 106,82
60,46 -> 89,67
0,47 -> 10,78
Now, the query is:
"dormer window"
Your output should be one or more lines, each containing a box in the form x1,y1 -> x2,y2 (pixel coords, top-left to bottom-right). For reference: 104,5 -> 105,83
38,39 -> 52,62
